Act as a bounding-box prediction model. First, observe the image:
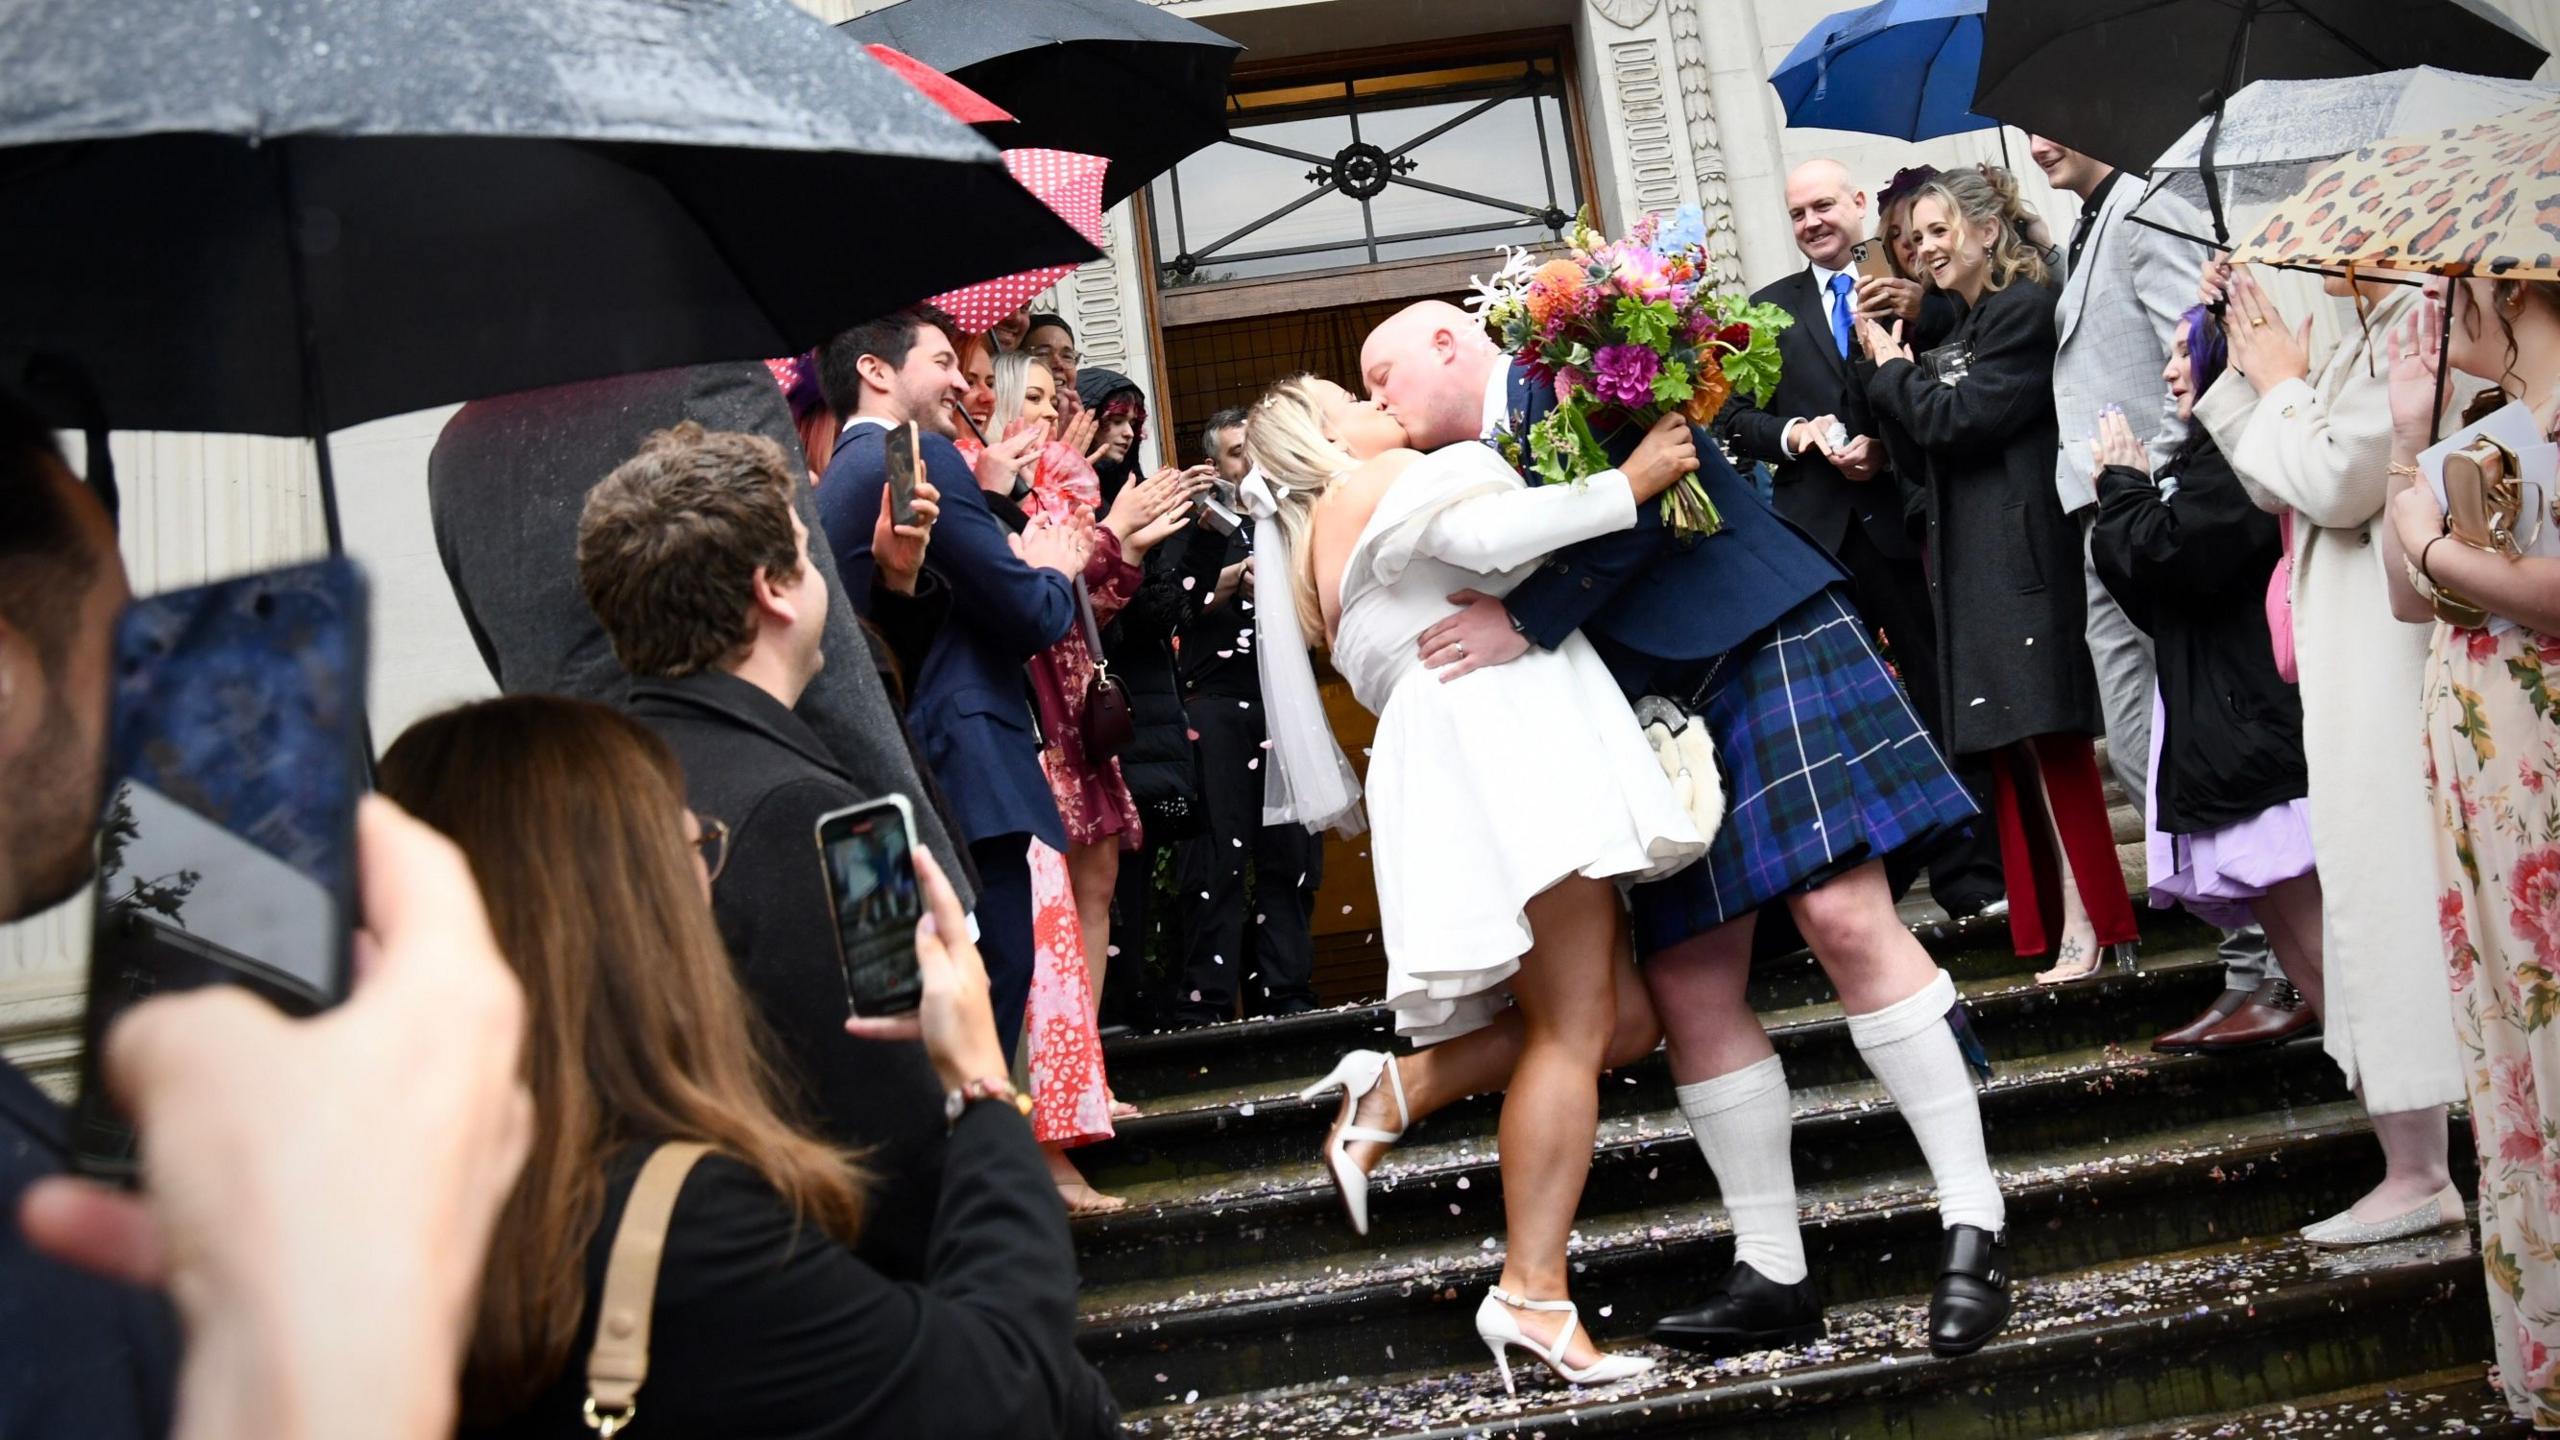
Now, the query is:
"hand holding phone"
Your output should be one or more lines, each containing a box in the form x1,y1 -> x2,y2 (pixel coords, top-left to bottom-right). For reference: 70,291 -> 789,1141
883,422 -> 922,527
843,848 -> 1009,1092
72,558 -> 369,1177
817,797 -> 925,1017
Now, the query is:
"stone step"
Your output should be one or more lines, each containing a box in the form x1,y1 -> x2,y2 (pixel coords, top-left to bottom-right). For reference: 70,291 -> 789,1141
1072,1023 -> 2348,1291
1079,1102 -> 2474,1406
1084,944 -> 2234,1187
2069,1369 -> 2525,1437
1105,907 -> 2222,1096
1116,1230 -> 2489,1439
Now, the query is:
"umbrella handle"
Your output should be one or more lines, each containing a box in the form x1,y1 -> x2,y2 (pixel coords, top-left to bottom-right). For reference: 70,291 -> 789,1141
2197,97 -> 2230,246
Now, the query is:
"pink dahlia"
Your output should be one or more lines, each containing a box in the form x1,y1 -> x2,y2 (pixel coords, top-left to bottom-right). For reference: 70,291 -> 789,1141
1590,344 -> 1661,410
2511,847 -> 2560,968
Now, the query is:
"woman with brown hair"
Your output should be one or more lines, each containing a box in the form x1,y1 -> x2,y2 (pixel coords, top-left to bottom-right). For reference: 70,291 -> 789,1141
1861,165 -> 2138,982
382,696 -> 1114,1439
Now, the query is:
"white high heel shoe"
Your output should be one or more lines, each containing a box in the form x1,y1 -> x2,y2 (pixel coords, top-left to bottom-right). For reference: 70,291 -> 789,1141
1297,1049 -> 1407,1237
1474,1286 -> 1657,1394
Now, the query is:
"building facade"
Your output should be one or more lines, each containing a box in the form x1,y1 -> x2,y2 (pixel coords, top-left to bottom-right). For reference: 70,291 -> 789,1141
9,0 -> 2559,1079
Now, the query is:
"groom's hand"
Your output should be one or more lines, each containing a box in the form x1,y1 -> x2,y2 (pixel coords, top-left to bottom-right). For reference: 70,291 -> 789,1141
1419,589 -> 1528,683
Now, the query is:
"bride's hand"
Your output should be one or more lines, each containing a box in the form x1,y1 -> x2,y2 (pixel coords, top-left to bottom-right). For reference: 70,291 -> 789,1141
1417,589 -> 1528,683
1622,413 -> 1700,503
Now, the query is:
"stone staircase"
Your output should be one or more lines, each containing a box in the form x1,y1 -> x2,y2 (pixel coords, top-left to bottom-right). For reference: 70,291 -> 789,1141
1073,890 -> 2511,1437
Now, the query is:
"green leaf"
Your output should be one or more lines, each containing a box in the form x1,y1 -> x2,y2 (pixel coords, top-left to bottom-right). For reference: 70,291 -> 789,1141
1723,331 -> 1786,409
1611,296 -> 1677,351
1651,357 -> 1694,407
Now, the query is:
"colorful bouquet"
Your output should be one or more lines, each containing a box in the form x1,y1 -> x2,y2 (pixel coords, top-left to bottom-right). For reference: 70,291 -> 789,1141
1468,206 -> 1791,539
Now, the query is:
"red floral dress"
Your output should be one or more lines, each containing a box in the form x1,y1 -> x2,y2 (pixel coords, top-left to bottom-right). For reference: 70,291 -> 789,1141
2425,620 -> 2560,1426
961,425 -> 1146,851
1026,838 -> 1112,1147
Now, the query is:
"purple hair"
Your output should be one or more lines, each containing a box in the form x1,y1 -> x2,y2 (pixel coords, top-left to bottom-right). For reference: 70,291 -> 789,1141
2179,306 -> 2227,393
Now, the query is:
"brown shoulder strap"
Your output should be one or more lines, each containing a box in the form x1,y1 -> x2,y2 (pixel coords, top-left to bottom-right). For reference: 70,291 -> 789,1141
582,1141 -> 713,1436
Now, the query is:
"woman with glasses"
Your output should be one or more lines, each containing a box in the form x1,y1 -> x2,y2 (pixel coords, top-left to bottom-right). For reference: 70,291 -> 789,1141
387,695 -> 1119,1439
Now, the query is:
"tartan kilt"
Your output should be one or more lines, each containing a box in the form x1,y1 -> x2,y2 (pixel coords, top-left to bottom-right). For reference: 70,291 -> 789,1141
1631,586 -> 1978,955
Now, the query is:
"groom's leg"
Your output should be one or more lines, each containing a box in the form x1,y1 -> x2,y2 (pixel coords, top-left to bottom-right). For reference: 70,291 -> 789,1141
1644,914 -> 1826,1353
1790,858 -> 2011,1356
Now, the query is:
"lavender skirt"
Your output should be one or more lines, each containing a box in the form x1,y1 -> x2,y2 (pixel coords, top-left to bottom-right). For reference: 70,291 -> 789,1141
2144,690 -> 2316,929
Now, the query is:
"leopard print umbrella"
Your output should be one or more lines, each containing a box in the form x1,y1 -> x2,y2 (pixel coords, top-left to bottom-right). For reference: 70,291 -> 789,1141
2233,96 -> 2560,280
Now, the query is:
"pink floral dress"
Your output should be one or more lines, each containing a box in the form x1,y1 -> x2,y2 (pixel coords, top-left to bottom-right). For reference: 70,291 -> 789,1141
2424,620 -> 2560,1426
1025,838 -> 1112,1147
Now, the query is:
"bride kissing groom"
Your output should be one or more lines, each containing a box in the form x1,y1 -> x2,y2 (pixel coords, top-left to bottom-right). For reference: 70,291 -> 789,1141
1240,298 -> 2014,1393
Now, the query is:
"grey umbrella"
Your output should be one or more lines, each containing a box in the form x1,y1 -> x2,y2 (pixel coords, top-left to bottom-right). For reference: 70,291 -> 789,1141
0,0 -> 1098,544
2128,66 -> 2559,246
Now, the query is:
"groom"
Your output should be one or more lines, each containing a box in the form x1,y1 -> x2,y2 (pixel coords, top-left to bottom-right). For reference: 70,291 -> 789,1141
1362,300 -> 2014,1359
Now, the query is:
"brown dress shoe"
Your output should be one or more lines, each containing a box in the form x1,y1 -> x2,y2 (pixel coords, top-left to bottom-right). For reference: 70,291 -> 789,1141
2152,989 -> 2249,1054
2191,978 -> 2319,1052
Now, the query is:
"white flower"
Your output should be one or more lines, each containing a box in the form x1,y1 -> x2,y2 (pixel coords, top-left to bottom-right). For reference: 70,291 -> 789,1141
1462,245 -> 1538,320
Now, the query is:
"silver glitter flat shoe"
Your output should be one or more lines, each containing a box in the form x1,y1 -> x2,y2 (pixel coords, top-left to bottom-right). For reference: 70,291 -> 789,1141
2299,1183 -> 2465,1248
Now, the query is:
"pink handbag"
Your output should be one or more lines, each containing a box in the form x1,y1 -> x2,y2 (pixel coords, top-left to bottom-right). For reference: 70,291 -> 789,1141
2266,511 -> 2298,684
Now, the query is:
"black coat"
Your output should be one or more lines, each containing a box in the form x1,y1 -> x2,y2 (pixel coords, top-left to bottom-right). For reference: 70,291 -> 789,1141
1107,519 -> 1227,842
625,671 -> 946,1281
463,1105 -> 1118,1440
2088,440 -> 2308,833
1717,268 -> 1922,560
0,1063 -> 177,1440
1864,279 -> 2099,753
425,362 -> 974,911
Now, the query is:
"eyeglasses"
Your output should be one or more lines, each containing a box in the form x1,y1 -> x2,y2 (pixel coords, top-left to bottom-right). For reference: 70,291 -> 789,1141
690,815 -> 731,883
1028,341 -> 1080,368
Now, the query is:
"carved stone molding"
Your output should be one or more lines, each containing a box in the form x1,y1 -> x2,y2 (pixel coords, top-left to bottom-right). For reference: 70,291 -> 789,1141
1588,0 -> 1661,27
1605,36 -> 1684,221
1073,217 -> 1132,377
1666,0 -> 1744,289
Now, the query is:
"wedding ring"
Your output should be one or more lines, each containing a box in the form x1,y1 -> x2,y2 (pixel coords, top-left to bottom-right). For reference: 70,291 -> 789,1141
2250,316 -> 2267,327
1454,642 -> 1467,659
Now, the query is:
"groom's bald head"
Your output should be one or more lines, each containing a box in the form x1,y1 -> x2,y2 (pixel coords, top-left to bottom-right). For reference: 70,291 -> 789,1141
1361,300 -> 1503,450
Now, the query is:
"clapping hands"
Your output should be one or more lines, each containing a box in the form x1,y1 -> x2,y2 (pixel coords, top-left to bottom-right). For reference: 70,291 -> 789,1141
1860,315 -> 1912,366
2385,286 -> 2455,458
1014,512 -> 1095,576
2090,405 -> 2150,477
2222,268 -> 2314,395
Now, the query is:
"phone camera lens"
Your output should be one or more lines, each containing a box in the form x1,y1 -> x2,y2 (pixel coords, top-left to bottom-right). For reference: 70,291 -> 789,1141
252,593 -> 276,619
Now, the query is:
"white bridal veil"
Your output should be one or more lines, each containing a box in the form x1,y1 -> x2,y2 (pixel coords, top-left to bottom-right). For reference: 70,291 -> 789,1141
1236,466 -> 1366,837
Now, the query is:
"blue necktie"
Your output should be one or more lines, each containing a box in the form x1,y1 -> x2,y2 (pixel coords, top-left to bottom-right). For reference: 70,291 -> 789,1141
1828,271 -> 1853,360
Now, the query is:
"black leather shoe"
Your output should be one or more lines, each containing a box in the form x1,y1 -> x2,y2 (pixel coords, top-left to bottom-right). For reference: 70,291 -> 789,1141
1649,1261 -> 1825,1356
1928,1225 -> 2012,1358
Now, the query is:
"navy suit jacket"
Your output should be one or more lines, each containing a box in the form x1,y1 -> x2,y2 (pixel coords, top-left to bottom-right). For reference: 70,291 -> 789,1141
816,421 -> 1074,851
1500,361 -> 1845,667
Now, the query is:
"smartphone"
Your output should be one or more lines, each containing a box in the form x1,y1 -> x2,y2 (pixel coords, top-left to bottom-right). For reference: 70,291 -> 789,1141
883,421 -> 922,527
816,795 -> 924,1018
1853,239 -> 1895,281
70,557 -> 370,1177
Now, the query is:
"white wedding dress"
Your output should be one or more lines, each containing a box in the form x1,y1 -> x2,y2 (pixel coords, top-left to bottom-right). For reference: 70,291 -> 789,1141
1327,444 -> 1705,1044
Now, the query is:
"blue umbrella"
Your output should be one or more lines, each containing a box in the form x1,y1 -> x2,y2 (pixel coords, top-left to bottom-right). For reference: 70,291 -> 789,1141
1770,0 -> 1997,142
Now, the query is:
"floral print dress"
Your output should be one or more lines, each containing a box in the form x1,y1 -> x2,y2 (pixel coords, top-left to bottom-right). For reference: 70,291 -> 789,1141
2425,620 -> 2560,1427
1026,838 -> 1113,1148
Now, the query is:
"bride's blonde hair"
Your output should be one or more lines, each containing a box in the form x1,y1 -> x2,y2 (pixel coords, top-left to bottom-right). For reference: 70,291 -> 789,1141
1241,375 -> 1351,641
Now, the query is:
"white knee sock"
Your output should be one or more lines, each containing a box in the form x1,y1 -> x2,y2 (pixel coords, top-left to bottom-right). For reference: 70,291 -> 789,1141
1846,970 -> 2005,1233
1674,1054 -> 1809,1284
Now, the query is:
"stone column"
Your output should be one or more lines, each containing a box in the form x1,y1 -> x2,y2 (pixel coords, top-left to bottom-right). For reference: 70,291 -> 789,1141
1578,0 -> 1745,289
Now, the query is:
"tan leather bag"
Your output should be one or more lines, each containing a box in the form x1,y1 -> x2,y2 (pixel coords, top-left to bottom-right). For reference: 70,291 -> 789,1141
2428,434 -> 2533,628
582,1141 -> 712,1436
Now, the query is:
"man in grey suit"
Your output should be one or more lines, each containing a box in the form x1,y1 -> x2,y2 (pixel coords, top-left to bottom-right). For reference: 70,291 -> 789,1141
2033,137 -> 2276,1027
426,361 -> 975,910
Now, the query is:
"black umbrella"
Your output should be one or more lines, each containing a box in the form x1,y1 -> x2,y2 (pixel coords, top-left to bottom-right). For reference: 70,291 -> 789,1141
839,0 -> 1242,207
1973,0 -> 2545,239
0,0 -> 1098,546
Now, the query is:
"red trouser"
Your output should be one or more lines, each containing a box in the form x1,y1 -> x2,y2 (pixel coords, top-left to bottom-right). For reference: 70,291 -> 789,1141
1988,733 -> 2139,957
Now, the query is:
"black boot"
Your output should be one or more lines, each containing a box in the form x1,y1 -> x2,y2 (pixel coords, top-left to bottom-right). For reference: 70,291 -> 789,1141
1928,1225 -> 2012,1358
1648,1261 -> 1825,1356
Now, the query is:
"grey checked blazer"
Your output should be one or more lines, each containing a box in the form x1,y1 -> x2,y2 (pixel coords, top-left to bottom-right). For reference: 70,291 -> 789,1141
2051,177 -> 2210,513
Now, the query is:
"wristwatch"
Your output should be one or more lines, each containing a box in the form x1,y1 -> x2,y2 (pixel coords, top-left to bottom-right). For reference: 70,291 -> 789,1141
945,1075 -> 1033,1127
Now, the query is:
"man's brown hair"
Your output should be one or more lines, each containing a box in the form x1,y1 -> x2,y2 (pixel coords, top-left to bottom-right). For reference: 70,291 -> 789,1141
577,422 -> 803,679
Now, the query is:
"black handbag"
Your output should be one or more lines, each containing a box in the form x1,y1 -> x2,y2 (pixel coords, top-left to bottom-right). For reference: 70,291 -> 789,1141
1075,576 -> 1136,760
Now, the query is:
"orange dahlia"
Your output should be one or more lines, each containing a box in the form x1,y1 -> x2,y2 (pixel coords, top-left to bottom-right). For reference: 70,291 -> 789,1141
1524,258 -> 1593,332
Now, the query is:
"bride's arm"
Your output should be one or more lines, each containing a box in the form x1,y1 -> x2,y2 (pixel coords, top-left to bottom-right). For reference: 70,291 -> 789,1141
1413,449 -> 1638,575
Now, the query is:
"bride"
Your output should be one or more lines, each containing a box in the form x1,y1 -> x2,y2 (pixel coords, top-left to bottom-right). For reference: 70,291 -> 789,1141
1241,376 -> 1706,1392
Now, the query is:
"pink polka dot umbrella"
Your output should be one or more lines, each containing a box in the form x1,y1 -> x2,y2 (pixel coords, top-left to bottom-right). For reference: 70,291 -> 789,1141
929,148 -> 1110,335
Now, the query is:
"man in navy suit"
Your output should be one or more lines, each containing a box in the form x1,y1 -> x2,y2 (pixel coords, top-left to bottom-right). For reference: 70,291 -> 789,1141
1363,299 -> 2011,1361
814,308 -> 1078,1061
1718,159 -> 2003,918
